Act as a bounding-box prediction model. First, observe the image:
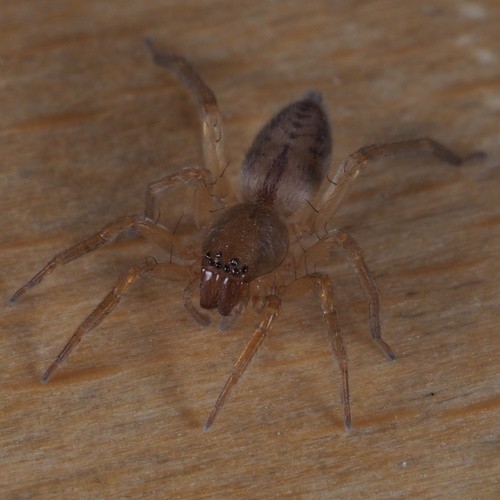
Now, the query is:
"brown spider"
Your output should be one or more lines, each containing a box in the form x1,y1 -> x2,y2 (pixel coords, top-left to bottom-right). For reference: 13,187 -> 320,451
11,39 -> 467,430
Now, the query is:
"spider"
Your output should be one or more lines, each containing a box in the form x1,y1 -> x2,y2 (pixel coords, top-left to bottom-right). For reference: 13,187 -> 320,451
11,39 -> 467,430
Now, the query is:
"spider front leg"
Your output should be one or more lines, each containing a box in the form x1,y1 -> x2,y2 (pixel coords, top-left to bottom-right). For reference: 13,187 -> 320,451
144,38 -> 231,200
183,279 -> 211,327
10,215 -> 187,303
286,274 -> 351,429
145,166 -> 216,229
41,260 -> 190,383
205,295 -> 281,430
300,229 -> 395,360
313,138 -> 464,228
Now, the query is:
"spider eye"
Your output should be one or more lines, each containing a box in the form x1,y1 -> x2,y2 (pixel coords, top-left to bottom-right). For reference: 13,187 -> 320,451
203,251 -> 248,278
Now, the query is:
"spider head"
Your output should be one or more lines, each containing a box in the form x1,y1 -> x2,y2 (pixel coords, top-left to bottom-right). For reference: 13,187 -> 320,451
200,202 -> 288,316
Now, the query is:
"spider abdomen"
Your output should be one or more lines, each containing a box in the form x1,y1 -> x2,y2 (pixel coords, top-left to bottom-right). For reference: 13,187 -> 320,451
241,91 -> 332,216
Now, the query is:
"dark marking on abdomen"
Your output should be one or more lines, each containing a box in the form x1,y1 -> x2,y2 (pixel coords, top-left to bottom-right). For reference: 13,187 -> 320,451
256,143 -> 291,206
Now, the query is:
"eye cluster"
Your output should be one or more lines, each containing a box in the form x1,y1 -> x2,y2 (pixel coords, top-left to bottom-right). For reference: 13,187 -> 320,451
204,251 -> 248,277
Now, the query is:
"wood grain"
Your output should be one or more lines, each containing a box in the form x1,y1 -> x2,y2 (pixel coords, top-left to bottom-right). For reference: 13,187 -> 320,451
1,1 -> 498,497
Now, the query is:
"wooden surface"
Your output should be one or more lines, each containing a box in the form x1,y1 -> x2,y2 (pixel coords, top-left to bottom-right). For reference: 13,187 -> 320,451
1,1 -> 499,497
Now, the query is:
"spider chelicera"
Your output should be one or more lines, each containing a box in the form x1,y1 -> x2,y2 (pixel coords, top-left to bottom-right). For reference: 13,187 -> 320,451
11,39 -> 468,430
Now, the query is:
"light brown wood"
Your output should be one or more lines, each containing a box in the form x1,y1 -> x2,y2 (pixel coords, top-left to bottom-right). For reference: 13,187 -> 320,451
1,1 -> 498,497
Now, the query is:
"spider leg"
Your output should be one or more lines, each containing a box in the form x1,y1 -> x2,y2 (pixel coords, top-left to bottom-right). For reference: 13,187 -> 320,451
40,260 -> 188,383
205,295 -> 281,430
286,274 -> 351,429
145,166 -> 216,229
218,299 -> 247,332
314,138 -> 463,228
314,275 -> 351,429
313,275 -> 351,429
300,230 -> 395,360
183,279 -> 211,326
10,215 -> 188,303
143,38 -> 230,199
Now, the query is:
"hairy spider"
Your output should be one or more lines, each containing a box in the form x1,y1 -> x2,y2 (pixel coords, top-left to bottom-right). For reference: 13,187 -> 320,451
11,39 -> 467,430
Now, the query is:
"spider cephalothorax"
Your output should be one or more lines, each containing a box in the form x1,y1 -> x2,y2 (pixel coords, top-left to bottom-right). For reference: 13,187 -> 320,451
200,202 -> 288,315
